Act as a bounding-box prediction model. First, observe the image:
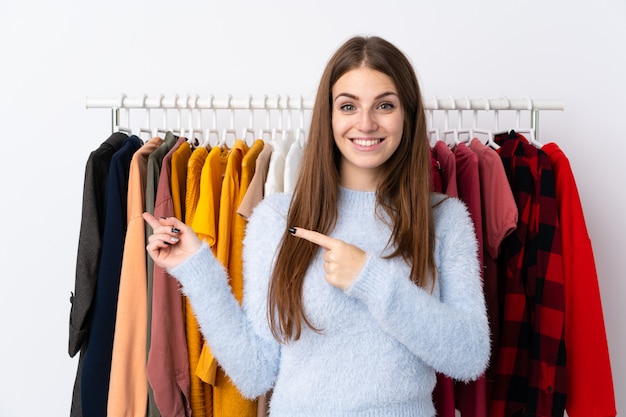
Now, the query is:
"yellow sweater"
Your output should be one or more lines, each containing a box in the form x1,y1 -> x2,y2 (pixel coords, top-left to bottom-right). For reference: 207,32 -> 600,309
183,146 -> 211,417
192,145 -> 229,387
214,139 -> 258,417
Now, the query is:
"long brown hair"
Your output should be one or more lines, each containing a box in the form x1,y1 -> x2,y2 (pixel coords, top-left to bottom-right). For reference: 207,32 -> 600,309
268,36 -> 436,343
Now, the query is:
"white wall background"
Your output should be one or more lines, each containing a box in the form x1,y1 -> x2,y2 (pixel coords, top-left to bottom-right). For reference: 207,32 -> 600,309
0,0 -> 623,415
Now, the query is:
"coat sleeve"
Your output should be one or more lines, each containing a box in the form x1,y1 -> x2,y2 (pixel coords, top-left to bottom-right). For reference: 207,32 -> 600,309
168,194 -> 289,398
345,197 -> 490,381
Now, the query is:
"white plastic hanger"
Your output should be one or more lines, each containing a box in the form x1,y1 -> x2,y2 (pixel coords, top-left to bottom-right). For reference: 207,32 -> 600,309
267,95 -> 293,149
241,95 -> 256,146
427,95 -> 440,144
171,95 -> 183,136
515,96 -> 543,148
218,95 -> 236,148
256,95 -> 273,142
152,95 -> 170,138
441,96 -> 459,146
280,94 -> 294,141
455,96 -> 474,145
136,95 -> 153,142
114,94 -> 133,134
186,95 -> 204,147
202,95 -> 219,148
294,94 -> 308,146
489,97 -> 507,150
294,127 -> 306,147
471,96 -> 497,149
220,128 -> 237,149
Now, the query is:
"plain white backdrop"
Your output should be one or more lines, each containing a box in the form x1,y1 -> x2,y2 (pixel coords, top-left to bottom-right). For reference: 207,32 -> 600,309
0,0 -> 624,415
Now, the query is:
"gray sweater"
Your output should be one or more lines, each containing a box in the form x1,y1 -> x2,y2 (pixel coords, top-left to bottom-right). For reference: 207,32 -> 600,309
170,187 -> 490,417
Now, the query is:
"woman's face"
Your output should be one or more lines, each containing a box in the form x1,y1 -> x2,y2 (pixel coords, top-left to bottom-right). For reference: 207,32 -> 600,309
331,67 -> 404,191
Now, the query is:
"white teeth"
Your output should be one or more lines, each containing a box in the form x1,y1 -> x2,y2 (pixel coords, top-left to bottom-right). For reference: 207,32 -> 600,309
353,139 -> 380,147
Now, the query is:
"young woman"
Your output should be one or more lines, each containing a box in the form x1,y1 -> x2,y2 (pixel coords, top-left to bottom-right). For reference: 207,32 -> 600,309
144,35 -> 490,417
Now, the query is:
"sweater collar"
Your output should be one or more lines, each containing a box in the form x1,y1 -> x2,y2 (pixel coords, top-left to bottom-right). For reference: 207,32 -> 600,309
338,186 -> 377,209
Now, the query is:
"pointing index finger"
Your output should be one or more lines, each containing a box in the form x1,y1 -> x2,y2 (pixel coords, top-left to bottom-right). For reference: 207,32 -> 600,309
290,227 -> 337,250
142,212 -> 184,231
142,212 -> 162,229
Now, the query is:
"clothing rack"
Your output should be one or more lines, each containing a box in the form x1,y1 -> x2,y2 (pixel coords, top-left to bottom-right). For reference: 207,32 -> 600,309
85,94 -> 564,141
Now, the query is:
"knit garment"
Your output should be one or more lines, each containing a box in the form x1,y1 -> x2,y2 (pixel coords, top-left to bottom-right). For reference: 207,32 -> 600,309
169,188 -> 490,417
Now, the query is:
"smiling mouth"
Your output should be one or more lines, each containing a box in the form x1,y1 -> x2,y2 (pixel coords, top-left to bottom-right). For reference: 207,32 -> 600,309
352,138 -> 383,147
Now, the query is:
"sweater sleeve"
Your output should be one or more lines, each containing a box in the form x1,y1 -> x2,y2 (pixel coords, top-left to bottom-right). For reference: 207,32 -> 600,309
345,197 -> 490,381
168,195 -> 288,399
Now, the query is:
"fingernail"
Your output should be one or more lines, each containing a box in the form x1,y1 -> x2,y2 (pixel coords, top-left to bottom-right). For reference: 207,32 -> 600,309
171,236 -> 179,243
160,216 -> 167,219
171,227 -> 180,234
288,227 -> 296,235
164,241 -> 171,246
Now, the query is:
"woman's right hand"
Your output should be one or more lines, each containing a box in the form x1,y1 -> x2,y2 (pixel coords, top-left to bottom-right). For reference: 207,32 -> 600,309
143,212 -> 202,271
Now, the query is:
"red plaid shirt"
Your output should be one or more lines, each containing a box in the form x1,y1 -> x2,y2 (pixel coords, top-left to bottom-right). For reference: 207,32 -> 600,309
489,131 -> 567,417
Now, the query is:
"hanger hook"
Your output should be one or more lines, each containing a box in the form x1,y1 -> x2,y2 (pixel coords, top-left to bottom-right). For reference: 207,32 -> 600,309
142,93 -> 149,125
248,94 -> 254,131
481,96 -> 490,111
226,94 -> 235,130
473,95 -> 490,129
522,95 -> 533,111
185,95 -> 195,138
284,94 -> 292,131
299,94 -> 305,131
428,95 -> 438,127
195,95 -> 203,130
443,95 -> 455,130
117,93 -> 127,109
520,95 -> 539,145
114,93 -> 127,132
275,94 -> 283,131
174,94 -> 183,135
495,95 -> 509,133
461,95 -> 471,129
241,95 -> 255,145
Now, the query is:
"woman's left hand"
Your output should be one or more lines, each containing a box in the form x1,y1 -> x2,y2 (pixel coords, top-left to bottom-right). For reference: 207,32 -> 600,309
290,227 -> 367,290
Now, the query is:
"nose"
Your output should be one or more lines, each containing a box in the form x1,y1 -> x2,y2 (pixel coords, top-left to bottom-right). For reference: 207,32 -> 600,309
357,109 -> 378,132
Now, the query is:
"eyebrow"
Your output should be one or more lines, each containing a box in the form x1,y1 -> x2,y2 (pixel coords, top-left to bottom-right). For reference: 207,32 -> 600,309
333,91 -> 398,102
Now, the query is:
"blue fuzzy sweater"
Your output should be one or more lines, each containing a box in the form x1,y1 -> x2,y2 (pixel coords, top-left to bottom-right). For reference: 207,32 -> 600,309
170,188 -> 490,417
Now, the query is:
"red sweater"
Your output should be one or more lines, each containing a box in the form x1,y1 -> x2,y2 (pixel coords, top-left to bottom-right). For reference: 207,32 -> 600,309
542,143 -> 616,417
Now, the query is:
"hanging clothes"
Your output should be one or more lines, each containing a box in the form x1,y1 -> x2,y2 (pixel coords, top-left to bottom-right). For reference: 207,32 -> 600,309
147,136 -> 192,417
542,143 -> 616,417
235,140 -> 275,417
264,133 -> 292,196
429,150 -> 443,193
214,139 -> 258,417
145,132 -> 180,417
468,138 -> 518,410
184,145 -> 213,417
108,135 -> 163,417
453,142 -> 487,417
230,139 -> 264,285
81,134 -> 143,417
193,145 -> 229,387
171,141 -> 192,220
238,142 -> 273,220
490,131 -> 566,417
185,146 -> 210,227
283,136 -> 303,193
69,131 -> 128,417
75,95 -> 615,417
432,140 -> 458,197
430,141 -> 457,417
